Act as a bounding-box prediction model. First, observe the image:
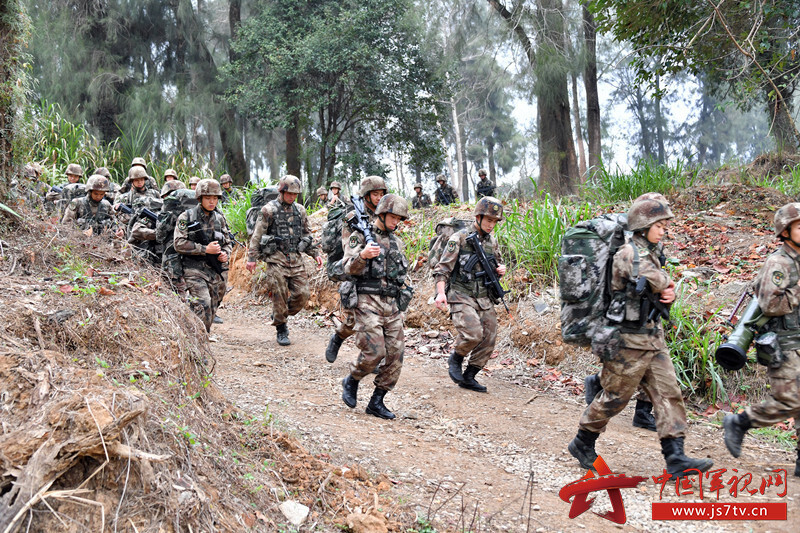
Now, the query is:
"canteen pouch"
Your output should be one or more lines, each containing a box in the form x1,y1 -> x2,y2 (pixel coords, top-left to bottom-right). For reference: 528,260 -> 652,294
755,332 -> 785,369
591,325 -> 621,362
339,280 -> 359,309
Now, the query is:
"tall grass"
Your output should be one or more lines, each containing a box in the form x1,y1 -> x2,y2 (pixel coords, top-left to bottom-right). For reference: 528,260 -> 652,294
753,164 -> 800,196
495,188 -> 593,287
585,159 -> 700,203
666,288 -> 727,404
220,185 -> 257,240
398,212 -> 439,263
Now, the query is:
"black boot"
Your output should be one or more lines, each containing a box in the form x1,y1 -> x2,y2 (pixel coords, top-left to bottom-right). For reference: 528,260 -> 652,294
723,412 -> 751,458
276,323 -> 290,346
341,375 -> 359,408
459,365 -> 487,393
366,388 -> 395,420
448,351 -> 464,384
568,429 -> 600,470
584,374 -> 602,404
325,334 -> 344,363
632,399 -> 657,432
795,449 -> 800,478
661,437 -> 713,479
213,315 -> 224,324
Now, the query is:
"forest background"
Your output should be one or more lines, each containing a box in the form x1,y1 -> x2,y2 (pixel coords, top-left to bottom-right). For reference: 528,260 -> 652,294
1,0 -> 799,200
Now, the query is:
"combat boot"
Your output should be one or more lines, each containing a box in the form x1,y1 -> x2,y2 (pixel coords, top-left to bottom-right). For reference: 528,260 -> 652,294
661,437 -> 713,479
325,334 -> 344,363
448,351 -> 464,384
584,374 -> 602,404
341,375 -> 359,408
366,388 -> 395,420
723,412 -> 751,458
213,315 -> 224,324
276,323 -> 290,346
632,399 -> 657,432
568,429 -> 599,470
459,365 -> 487,393
795,449 -> 800,478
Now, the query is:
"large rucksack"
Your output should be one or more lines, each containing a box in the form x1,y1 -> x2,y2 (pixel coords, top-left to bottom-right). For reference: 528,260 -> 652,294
245,186 -> 279,238
428,217 -> 473,269
156,189 -> 198,245
558,213 -> 629,346
321,202 -> 347,258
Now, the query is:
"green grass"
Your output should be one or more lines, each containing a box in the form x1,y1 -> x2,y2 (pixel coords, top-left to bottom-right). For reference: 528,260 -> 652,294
584,158 -> 700,203
398,212 -> 439,263
495,187 -> 593,287
750,426 -> 797,451
220,185 -> 257,240
752,164 -> 800,196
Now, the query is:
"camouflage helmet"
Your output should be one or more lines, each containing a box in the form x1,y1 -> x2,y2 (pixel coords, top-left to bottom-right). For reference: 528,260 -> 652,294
93,167 -> 111,179
316,186 -> 327,197
774,203 -> 800,237
219,173 -> 233,185
474,196 -> 504,220
330,181 -> 342,190
414,182 -> 423,190
66,163 -> 84,176
634,192 -> 669,205
164,168 -> 178,180
478,168 -> 488,177
375,194 -> 409,220
278,174 -> 302,193
359,175 -> 387,196
85,175 -> 109,192
131,157 -> 147,169
23,164 -> 38,178
627,198 -> 674,232
189,176 -> 201,187
128,166 -> 148,181
436,174 -> 446,183
195,178 -> 223,199
30,162 -> 43,177
160,180 -> 186,198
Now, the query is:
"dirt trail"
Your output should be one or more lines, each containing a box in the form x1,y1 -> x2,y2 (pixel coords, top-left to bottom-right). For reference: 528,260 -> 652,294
210,299 -> 800,532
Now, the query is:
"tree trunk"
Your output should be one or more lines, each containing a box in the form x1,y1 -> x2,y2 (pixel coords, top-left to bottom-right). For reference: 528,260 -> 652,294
654,72 -> 665,164
459,120 -> 469,201
487,138 -> 496,185
451,97 -> 465,200
286,112 -> 301,178
571,71 -> 587,179
582,4 -> 601,177
0,0 -> 22,193
633,86 -> 653,160
266,128 -> 283,184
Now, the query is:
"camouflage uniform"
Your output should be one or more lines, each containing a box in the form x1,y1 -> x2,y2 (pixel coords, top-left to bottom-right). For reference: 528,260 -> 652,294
579,233 -> 687,438
434,177 -> 458,205
340,194 -> 411,420
475,171 -> 496,199
127,198 -> 164,266
157,186 -> 195,295
247,198 -> 319,327
433,227 -> 499,370
220,174 -> 236,204
724,204 -> 800,476
411,184 -> 431,209
61,179 -> 116,236
334,204 -> 378,338
115,169 -> 160,231
174,182 -> 231,332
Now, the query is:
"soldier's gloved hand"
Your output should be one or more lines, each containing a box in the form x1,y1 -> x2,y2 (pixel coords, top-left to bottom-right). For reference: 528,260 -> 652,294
435,292 -> 448,311
360,242 -> 381,260
246,261 -> 256,273
218,252 -> 229,263
206,241 -> 222,255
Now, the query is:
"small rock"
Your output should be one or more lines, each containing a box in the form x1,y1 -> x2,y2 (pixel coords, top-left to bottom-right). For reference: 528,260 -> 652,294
533,300 -> 549,314
346,511 -> 388,533
279,500 -> 309,526
423,330 -> 440,339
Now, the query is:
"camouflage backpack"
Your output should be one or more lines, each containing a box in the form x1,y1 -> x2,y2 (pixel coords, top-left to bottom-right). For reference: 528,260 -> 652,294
428,217 -> 473,269
321,203 -> 347,257
156,189 -> 198,245
245,185 -> 279,238
558,213 -> 629,346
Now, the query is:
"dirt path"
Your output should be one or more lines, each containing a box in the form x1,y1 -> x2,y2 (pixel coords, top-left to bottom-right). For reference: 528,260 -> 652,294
210,299 -> 800,532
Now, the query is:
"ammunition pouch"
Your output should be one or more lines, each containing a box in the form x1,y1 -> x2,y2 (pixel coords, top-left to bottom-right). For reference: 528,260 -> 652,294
298,235 -> 312,254
356,280 -> 400,299
606,291 -> 626,323
591,325 -> 621,362
755,332 -> 785,368
260,235 -> 278,256
339,280 -> 359,309
397,285 -> 415,312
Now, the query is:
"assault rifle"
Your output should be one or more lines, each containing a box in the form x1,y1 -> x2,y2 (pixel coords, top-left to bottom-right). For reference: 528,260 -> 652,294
50,185 -> 63,194
634,276 -> 671,326
349,196 -> 376,245
186,221 -> 226,275
117,204 -> 158,223
464,232 -> 510,313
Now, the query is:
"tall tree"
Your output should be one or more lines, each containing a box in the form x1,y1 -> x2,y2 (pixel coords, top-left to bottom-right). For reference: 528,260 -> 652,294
0,0 -> 28,192
581,2 -> 601,175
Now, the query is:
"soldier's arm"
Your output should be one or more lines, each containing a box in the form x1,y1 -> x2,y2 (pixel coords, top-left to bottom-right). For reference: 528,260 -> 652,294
299,206 -> 320,258
247,206 -> 273,262
755,254 -> 800,316
218,214 -> 233,256
342,231 -> 368,276
61,199 -> 78,224
640,254 -> 672,293
173,213 -> 205,255
432,234 -> 461,284
131,222 -> 156,241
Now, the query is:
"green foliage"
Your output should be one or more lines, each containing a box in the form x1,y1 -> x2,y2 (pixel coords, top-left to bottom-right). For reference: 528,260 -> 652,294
397,212 -> 439,263
407,517 -> 437,533
583,159 -> 699,203
220,185 -> 257,239
666,290 -> 727,404
752,164 -> 800,197
495,188 -> 593,288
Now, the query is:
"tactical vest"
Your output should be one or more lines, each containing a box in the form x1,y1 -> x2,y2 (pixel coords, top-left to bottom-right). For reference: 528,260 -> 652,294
77,197 -> 113,233
611,241 -> 661,335
355,229 -> 408,298
268,200 -> 302,253
761,249 -> 800,350
450,233 -> 494,299
181,206 -> 224,272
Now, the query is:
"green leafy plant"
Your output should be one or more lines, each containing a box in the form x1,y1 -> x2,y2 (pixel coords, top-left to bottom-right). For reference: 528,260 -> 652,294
584,159 -> 699,204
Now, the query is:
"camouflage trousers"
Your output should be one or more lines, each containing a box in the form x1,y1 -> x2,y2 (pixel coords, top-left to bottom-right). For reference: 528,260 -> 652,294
595,368 -> 649,402
335,306 -> 356,339
745,349 -> 800,450
350,301 -> 404,391
185,268 -> 227,332
265,263 -> 309,326
451,303 -> 497,368
580,347 -> 687,439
